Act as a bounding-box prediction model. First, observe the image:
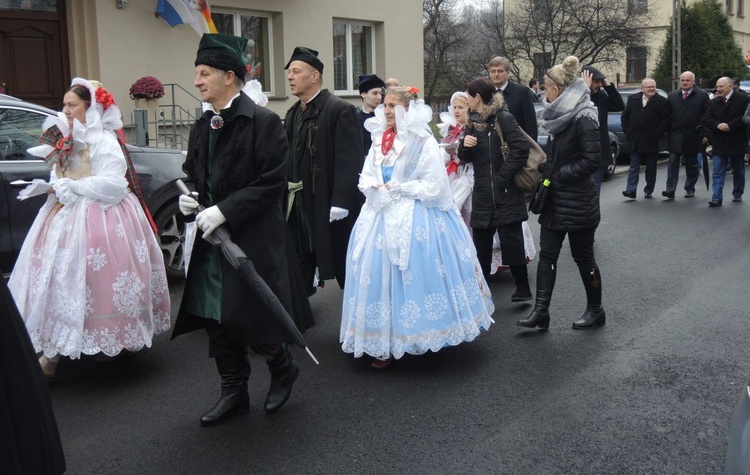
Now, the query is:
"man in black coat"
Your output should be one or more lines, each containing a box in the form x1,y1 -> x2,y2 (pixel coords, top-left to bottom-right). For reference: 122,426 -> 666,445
173,34 -> 309,426
621,78 -> 670,199
663,71 -> 710,199
581,66 -> 624,195
703,76 -> 748,206
488,56 -> 538,141
284,47 -> 364,295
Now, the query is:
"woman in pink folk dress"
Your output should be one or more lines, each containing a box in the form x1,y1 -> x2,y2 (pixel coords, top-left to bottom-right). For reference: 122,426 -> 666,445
9,78 -> 170,377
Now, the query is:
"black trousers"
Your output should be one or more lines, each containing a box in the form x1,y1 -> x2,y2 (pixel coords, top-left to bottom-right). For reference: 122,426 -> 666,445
538,227 -> 597,269
205,321 -> 280,361
473,221 -> 526,276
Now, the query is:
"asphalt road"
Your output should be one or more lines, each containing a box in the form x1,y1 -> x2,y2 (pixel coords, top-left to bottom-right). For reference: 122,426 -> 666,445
48,162 -> 750,474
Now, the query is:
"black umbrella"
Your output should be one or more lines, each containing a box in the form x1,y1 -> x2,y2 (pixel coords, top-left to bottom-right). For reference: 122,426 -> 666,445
698,125 -> 710,191
177,180 -> 319,365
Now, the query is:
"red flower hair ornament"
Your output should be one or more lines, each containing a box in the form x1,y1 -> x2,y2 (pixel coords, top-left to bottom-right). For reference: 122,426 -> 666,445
96,87 -> 115,110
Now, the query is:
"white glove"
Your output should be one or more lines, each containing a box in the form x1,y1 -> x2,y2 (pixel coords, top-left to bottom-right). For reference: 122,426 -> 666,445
52,178 -> 80,206
179,192 -> 199,216
329,206 -> 349,222
195,205 -> 226,237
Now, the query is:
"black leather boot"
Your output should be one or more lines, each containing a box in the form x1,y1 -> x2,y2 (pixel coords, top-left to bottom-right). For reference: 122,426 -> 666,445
517,262 -> 556,330
510,265 -> 533,302
200,356 -> 251,427
572,266 -> 606,329
264,344 -> 300,413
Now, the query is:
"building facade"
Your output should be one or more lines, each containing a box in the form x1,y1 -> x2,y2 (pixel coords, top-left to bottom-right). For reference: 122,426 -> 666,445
0,0 -> 422,144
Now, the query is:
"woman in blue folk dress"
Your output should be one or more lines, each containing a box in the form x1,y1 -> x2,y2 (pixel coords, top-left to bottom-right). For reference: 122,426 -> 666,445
340,86 -> 495,369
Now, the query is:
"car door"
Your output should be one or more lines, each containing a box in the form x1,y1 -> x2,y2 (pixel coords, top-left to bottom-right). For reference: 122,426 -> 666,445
0,106 -> 53,273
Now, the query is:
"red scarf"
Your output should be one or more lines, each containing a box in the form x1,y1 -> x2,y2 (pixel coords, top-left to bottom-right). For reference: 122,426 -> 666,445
381,128 -> 397,155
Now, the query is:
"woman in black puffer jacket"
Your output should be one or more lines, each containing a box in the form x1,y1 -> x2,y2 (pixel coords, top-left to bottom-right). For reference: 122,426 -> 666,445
458,78 -> 532,302
517,56 -> 606,331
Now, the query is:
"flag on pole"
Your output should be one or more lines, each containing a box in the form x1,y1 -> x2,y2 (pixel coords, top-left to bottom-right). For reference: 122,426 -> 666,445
156,0 -> 218,37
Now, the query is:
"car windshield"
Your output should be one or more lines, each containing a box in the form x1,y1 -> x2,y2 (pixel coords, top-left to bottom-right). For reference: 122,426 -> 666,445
0,107 -> 46,160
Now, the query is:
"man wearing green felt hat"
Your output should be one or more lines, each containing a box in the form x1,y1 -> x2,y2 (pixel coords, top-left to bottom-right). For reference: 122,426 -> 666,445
172,33 -> 313,427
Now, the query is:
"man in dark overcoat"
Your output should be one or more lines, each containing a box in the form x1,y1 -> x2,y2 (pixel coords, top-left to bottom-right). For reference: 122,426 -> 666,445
284,46 -> 364,295
581,65 -> 624,195
703,76 -> 749,206
663,71 -> 710,199
621,77 -> 670,199
487,55 -> 538,141
172,33 -> 309,426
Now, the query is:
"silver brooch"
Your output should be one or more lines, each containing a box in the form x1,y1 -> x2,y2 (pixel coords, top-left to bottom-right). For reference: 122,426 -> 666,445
210,114 -> 224,130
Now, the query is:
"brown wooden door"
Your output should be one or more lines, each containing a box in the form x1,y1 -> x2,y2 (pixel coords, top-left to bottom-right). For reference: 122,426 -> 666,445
0,2 -> 69,109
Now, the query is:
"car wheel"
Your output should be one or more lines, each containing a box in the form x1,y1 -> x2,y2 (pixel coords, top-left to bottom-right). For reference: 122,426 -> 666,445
154,199 -> 186,280
604,143 -> 618,180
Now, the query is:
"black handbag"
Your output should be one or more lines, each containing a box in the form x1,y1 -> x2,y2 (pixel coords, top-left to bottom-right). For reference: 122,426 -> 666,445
528,156 -> 555,215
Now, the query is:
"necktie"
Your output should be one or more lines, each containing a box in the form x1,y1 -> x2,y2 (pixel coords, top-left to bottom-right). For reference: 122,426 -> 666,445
723,97 -> 728,103
683,91 -> 689,100
300,102 -> 307,112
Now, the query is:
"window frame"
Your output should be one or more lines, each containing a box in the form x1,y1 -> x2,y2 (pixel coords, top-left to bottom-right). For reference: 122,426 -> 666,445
628,0 -> 648,14
211,9 -> 275,96
332,19 -> 376,94
626,46 -> 648,83
738,0 -> 744,17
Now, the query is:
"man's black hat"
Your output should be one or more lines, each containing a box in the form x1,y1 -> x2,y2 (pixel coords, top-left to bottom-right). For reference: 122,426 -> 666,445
582,65 -> 606,81
195,33 -> 248,82
285,46 -> 324,74
357,74 -> 385,94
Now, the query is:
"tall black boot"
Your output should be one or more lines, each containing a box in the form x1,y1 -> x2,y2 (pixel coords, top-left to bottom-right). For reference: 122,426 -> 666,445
264,344 -> 300,413
572,266 -> 606,329
200,356 -> 251,427
517,262 -> 556,330
509,265 -> 532,302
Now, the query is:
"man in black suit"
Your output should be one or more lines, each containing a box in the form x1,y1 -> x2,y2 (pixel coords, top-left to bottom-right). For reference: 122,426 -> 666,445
487,56 -> 538,141
663,71 -> 710,199
703,76 -> 748,206
621,77 -> 670,199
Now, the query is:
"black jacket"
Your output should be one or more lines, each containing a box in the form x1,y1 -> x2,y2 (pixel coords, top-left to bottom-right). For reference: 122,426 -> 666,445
458,92 -> 529,229
174,93 -> 313,343
499,81 -> 538,142
621,92 -> 670,154
284,89 -> 364,286
667,88 -> 710,154
590,84 -> 624,168
540,114 -> 601,231
702,91 -> 750,156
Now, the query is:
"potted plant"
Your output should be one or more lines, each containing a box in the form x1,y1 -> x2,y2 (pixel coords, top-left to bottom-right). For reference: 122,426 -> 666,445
129,76 -> 165,109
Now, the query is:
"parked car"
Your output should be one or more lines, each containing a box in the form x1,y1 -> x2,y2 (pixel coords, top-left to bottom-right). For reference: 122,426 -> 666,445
725,374 -> 750,474
607,87 -> 669,162
0,96 -> 188,279
535,103 -> 619,179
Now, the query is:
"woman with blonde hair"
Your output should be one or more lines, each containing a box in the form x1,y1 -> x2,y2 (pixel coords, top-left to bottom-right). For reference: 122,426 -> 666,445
517,56 -> 606,331
340,86 -> 494,368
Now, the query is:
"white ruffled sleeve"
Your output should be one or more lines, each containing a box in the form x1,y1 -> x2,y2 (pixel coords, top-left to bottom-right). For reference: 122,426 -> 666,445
358,147 -> 392,212
388,137 -> 454,210
68,132 -> 128,206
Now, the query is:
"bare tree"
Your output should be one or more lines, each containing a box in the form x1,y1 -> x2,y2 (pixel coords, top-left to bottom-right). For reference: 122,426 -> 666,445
488,0 -> 652,81
423,0 -> 466,105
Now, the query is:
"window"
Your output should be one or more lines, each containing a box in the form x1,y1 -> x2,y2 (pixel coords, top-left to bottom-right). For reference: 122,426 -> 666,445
0,0 -> 57,12
628,0 -> 648,13
0,108 -> 47,161
533,52 -> 552,83
727,0 -> 733,13
333,20 -> 375,93
213,11 -> 273,93
738,0 -> 744,16
626,47 -> 648,83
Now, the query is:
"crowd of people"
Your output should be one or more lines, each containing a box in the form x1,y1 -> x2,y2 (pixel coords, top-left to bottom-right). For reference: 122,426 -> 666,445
19,30 -> 750,447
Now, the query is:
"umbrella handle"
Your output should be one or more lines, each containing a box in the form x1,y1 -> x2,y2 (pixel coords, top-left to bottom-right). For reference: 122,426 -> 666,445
176,179 -> 205,212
